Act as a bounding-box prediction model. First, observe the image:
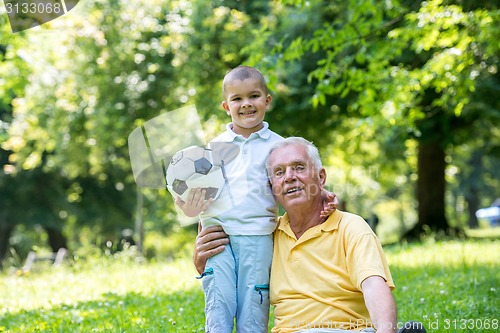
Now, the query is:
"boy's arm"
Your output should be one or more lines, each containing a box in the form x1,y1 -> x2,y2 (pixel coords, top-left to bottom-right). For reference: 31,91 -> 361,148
175,188 -> 214,217
320,190 -> 339,218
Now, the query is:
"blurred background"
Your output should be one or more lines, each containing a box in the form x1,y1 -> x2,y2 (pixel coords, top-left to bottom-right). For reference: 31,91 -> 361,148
0,0 -> 499,269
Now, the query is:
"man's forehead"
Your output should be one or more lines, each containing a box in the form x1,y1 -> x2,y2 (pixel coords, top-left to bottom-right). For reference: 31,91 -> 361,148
269,144 -> 308,165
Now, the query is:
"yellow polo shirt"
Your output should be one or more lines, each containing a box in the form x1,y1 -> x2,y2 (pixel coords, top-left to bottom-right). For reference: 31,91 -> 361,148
270,210 -> 394,333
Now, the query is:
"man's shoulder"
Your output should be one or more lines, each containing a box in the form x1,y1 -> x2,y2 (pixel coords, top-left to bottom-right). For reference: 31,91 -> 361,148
339,211 -> 366,223
338,211 -> 373,234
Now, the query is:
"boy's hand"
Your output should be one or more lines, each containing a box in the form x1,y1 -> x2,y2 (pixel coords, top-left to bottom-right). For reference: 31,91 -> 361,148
320,190 -> 339,219
175,188 -> 214,217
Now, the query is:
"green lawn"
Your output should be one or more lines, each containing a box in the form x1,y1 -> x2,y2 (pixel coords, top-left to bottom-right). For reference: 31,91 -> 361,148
0,239 -> 498,332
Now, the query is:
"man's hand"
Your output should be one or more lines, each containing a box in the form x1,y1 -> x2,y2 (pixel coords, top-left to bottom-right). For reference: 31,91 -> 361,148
176,188 -> 214,217
193,224 -> 229,275
320,190 -> 339,219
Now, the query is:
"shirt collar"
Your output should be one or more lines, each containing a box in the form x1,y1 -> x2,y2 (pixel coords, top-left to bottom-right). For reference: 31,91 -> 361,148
277,209 -> 343,239
225,122 -> 271,141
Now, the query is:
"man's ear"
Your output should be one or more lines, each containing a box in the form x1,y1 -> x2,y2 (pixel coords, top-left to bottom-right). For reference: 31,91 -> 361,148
319,168 -> 327,188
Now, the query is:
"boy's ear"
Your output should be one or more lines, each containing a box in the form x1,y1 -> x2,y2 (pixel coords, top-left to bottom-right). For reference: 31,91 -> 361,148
266,94 -> 272,109
221,100 -> 230,114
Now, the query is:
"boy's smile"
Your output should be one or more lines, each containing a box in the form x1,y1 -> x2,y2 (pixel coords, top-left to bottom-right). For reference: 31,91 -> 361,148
222,77 -> 272,138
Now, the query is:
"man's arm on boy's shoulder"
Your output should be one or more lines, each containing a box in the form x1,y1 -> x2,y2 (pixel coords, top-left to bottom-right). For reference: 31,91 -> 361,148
193,224 -> 229,274
176,188 -> 214,217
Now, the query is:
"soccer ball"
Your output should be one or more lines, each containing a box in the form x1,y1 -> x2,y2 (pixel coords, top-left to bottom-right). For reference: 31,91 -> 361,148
166,145 -> 225,202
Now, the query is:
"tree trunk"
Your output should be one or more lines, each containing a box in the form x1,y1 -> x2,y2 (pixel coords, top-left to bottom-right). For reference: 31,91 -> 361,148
466,188 -> 480,228
44,226 -> 68,252
417,140 -> 448,230
404,140 -> 449,239
135,187 -> 144,255
0,223 -> 14,269
464,150 -> 483,228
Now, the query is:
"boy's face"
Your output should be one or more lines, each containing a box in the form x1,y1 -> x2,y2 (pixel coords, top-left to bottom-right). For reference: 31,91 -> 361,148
221,78 -> 271,138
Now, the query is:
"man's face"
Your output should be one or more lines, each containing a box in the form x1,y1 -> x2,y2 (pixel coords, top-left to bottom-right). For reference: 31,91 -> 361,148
267,144 -> 326,209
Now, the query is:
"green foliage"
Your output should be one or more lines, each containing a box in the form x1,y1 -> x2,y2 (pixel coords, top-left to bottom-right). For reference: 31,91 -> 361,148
143,226 -> 198,261
0,0 -> 190,255
1,0 -> 499,260
272,0 -> 500,137
1,0 -> 277,259
246,0 -> 500,233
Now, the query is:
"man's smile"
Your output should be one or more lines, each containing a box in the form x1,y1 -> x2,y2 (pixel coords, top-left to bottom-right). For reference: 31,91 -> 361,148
284,186 -> 303,195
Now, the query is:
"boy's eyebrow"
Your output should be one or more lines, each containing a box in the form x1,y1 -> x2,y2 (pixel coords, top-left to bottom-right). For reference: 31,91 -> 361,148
228,89 -> 264,98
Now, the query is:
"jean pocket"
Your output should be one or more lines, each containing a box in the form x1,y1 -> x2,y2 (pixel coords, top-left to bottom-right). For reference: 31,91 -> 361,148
196,267 -> 214,279
251,284 -> 270,330
254,284 -> 270,305
200,267 -> 217,311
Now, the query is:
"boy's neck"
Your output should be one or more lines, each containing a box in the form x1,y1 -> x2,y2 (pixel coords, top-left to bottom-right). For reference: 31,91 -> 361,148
230,123 -> 264,138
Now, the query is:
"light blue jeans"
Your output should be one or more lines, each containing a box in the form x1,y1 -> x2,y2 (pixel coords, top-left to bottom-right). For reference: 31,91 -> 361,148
199,234 -> 273,333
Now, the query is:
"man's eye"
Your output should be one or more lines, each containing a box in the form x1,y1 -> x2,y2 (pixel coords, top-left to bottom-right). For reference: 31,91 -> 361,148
274,170 -> 284,178
296,165 -> 305,171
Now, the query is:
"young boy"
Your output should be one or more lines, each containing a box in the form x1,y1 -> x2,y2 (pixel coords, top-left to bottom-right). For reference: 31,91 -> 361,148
174,66 -> 335,333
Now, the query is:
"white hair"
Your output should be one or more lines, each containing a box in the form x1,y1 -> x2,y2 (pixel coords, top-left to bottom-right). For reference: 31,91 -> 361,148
265,137 -> 323,175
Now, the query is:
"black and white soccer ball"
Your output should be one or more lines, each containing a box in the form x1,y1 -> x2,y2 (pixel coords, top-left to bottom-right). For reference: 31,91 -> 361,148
166,145 -> 225,202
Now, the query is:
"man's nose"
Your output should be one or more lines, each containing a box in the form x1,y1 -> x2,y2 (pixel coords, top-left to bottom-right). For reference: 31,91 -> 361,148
284,167 -> 297,181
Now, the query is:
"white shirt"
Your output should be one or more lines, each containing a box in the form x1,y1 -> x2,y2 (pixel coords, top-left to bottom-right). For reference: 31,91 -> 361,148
200,122 -> 283,235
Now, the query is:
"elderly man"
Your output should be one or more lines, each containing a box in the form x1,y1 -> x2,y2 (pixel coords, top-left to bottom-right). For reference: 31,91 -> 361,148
194,137 -> 426,333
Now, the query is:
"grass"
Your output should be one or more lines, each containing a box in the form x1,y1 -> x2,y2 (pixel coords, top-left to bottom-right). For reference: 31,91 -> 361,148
0,239 -> 498,333
386,239 -> 499,332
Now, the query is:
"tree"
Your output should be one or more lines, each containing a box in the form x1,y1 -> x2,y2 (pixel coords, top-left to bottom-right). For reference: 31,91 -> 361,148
0,0 -> 275,263
1,0 -> 182,260
0,16 -> 37,265
248,0 -> 500,237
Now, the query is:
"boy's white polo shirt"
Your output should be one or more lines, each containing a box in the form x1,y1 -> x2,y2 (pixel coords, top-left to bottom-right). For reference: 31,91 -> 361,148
200,122 -> 283,235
